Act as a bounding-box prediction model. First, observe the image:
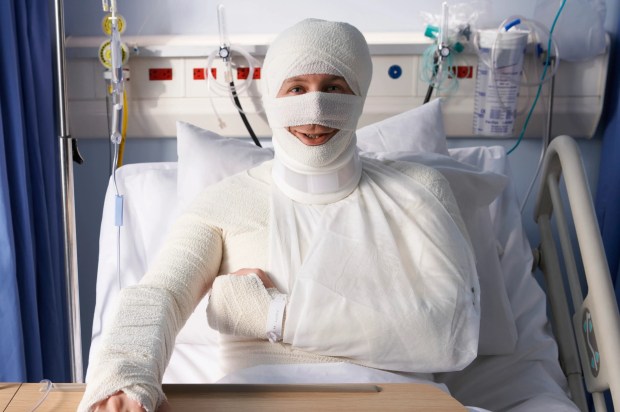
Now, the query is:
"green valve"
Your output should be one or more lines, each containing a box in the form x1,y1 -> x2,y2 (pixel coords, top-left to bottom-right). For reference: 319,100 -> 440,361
424,25 -> 439,39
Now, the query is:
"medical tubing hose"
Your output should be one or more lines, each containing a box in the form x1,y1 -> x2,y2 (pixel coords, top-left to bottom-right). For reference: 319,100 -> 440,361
423,54 -> 439,104
29,379 -> 53,411
229,80 -> 262,147
518,57 -> 556,214
423,84 -> 434,104
111,142 -> 123,289
420,45 -> 457,95
116,90 -> 128,168
206,46 -> 259,100
507,0 -> 566,156
106,92 -> 113,174
109,89 -> 123,288
471,16 -> 560,94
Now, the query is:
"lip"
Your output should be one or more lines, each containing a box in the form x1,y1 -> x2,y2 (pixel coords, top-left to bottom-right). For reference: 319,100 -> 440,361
289,128 -> 338,146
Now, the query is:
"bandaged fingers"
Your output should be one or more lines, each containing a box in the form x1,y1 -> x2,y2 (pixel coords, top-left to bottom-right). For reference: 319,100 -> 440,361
206,270 -> 286,341
230,268 -> 275,289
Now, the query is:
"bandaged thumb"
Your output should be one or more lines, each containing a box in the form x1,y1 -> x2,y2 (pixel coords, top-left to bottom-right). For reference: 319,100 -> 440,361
206,273 -> 285,339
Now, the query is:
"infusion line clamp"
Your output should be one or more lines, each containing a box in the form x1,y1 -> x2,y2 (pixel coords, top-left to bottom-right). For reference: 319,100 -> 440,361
218,45 -> 231,62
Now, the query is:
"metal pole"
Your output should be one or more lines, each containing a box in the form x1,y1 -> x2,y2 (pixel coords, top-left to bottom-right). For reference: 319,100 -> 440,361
53,0 -> 83,383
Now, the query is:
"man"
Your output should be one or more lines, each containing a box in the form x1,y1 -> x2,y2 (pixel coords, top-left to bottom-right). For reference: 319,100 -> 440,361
81,19 -> 479,412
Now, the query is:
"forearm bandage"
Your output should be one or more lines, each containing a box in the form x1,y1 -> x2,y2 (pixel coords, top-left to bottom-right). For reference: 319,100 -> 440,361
207,273 -> 286,340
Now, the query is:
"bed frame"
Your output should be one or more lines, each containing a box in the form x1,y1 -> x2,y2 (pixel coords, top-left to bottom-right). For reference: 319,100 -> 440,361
534,135 -> 620,412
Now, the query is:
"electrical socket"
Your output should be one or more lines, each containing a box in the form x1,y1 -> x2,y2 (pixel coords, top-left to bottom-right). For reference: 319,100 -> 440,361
236,67 -> 261,80
193,68 -> 217,80
131,58 -> 185,98
149,68 -> 173,81
193,68 -> 205,80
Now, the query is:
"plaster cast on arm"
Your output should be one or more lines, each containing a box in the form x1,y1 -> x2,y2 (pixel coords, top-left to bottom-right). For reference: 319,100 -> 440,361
207,273 -> 286,341
78,209 -> 223,412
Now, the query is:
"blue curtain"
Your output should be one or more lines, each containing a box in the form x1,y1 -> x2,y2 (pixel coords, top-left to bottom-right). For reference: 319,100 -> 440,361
595,16 -> 620,305
0,0 -> 70,382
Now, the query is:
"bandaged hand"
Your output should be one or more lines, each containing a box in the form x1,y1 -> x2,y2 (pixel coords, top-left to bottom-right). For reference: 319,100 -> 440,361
91,391 -> 171,412
206,269 -> 287,341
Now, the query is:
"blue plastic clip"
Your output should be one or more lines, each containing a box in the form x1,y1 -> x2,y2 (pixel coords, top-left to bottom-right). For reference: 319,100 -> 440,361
504,19 -> 521,32
115,195 -> 124,227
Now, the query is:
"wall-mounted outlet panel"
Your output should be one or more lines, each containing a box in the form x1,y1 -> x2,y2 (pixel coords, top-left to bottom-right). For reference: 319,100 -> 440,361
66,34 -> 609,139
130,58 -> 185,99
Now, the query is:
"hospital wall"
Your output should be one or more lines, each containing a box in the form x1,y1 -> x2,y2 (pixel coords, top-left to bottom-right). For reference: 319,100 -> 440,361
65,0 -> 620,376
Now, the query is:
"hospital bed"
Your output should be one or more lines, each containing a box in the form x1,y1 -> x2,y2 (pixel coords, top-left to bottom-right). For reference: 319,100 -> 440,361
87,100 -> 620,411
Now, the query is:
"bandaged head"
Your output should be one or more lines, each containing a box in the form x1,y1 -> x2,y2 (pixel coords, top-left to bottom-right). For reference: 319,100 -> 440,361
262,19 -> 372,204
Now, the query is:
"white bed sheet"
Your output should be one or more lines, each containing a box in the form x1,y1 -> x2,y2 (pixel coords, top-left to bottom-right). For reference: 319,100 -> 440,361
87,146 -> 577,411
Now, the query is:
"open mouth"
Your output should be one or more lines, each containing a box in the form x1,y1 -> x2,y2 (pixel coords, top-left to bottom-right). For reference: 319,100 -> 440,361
290,128 -> 338,146
303,133 -> 330,140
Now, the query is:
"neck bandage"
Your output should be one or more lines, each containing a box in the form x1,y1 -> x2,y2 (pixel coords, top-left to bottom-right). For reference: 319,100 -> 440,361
268,92 -> 364,203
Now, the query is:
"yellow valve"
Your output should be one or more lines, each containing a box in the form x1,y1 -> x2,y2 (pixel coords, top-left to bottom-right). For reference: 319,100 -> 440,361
98,40 -> 129,69
101,13 -> 126,35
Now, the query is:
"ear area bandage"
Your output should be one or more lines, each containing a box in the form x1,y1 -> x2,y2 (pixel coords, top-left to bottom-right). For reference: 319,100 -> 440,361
265,92 -> 364,130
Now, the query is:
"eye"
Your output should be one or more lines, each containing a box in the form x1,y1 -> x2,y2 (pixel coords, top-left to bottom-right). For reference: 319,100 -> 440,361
324,81 -> 354,94
287,85 -> 304,95
325,84 -> 341,92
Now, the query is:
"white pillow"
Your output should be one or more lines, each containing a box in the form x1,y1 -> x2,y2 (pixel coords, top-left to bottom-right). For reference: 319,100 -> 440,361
177,99 -> 449,205
176,121 -> 274,208
356,98 -> 449,155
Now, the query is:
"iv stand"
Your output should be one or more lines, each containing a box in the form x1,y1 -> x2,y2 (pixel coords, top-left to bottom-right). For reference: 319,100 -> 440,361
53,0 -> 83,383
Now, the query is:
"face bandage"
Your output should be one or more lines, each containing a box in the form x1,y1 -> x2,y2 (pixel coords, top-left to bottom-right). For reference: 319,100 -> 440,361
262,19 -> 372,204
265,92 -> 364,131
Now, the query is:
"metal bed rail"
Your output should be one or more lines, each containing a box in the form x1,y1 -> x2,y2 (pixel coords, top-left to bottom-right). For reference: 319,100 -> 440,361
534,135 -> 620,411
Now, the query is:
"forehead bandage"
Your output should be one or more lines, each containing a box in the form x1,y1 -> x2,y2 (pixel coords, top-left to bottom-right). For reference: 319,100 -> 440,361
262,19 -> 372,100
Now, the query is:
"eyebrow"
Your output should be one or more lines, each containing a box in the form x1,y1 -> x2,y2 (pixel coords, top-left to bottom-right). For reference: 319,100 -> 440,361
283,75 -> 345,83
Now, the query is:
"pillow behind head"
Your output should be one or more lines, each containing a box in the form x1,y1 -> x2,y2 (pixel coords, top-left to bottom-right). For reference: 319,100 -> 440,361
356,98 -> 448,155
176,121 -> 273,208
177,99 -> 447,208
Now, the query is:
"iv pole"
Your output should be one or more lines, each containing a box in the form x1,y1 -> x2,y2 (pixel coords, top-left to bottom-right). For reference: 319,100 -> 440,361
52,0 -> 83,383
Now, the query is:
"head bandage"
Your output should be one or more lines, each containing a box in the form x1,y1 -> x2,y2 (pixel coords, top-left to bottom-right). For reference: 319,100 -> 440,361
262,19 -> 372,204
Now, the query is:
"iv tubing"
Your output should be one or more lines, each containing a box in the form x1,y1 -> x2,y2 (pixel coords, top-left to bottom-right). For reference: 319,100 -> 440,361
230,79 -> 262,147
519,62 -> 555,213
117,90 -> 128,167
507,0 -> 566,155
28,380 -> 54,412
206,46 -> 259,99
